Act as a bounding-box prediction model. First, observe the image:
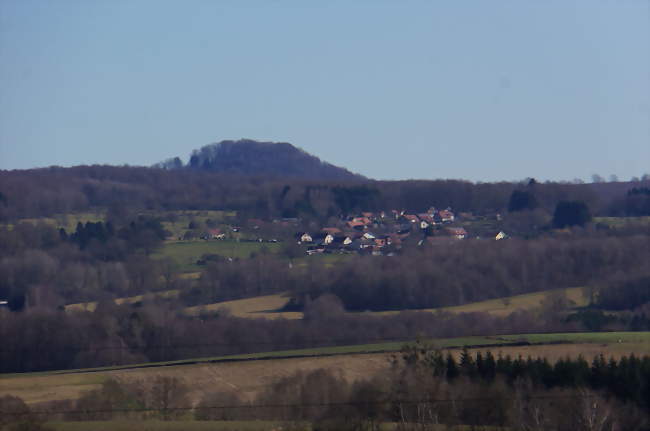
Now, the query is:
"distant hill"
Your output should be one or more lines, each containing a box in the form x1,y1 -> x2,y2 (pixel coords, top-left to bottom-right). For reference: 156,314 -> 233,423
156,139 -> 366,181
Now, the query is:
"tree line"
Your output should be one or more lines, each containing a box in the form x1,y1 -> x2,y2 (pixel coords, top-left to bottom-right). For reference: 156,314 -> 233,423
0,217 -> 173,310
0,293 -> 591,374
286,234 -> 650,312
2,166 -> 648,223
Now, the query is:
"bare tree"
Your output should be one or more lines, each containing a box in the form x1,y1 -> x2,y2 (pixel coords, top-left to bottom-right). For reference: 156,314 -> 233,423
576,389 -> 613,431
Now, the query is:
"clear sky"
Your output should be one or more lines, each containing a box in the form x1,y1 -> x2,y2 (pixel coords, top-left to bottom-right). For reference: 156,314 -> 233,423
0,0 -> 648,182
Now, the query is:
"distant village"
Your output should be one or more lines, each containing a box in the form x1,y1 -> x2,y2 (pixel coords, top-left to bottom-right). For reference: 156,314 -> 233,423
198,207 -> 507,256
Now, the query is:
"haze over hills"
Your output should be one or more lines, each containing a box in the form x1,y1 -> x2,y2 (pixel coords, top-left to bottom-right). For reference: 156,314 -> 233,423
156,139 -> 366,181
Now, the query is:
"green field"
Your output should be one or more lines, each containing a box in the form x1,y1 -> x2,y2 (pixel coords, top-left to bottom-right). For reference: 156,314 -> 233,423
159,210 -> 236,239
3,209 -> 236,238
152,240 -> 282,272
4,211 -> 106,232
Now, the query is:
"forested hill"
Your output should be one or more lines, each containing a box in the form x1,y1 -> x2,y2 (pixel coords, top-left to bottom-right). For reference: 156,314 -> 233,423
157,139 -> 366,181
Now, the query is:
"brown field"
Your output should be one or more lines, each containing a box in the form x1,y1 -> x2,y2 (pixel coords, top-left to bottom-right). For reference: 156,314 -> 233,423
3,340 -> 647,408
187,287 -> 589,320
431,286 -> 588,316
184,293 -> 301,319
65,289 -> 180,313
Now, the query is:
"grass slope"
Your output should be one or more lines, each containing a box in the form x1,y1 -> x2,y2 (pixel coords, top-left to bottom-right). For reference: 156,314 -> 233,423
152,240 -> 282,272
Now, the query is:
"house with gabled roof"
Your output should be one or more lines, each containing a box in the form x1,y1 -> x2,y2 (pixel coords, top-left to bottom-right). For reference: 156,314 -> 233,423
296,232 -> 312,244
205,228 -> 224,239
439,209 -> 455,223
330,235 -> 352,247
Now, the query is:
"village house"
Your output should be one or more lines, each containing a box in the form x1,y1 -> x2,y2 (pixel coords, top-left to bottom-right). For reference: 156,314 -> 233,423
204,228 -> 225,239
374,237 -> 387,247
311,233 -> 334,245
296,232 -> 312,244
329,235 -> 351,247
445,227 -> 467,239
439,209 -> 455,223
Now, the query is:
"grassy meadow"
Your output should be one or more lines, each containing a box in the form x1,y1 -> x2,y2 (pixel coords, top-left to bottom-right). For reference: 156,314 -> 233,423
4,211 -> 106,232
152,240 -> 282,272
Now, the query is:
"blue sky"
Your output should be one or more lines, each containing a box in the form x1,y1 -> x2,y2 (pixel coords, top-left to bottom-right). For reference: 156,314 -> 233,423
1,0 -> 648,182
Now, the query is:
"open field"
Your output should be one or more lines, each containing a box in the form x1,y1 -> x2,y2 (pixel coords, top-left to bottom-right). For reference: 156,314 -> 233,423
194,287 -> 589,320
184,293 -> 301,319
152,240 -> 282,272
3,211 -> 106,232
64,286 -> 590,319
428,286 -> 588,316
2,332 -> 648,407
159,210 -> 236,239
3,209 -> 235,238
65,289 -> 180,312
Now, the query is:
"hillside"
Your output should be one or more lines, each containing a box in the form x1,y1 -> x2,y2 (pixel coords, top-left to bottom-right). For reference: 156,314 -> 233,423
158,139 -> 366,180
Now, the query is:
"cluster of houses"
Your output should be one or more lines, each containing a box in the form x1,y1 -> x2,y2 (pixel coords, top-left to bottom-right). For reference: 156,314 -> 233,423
294,207 -> 504,256
192,207 -> 507,256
